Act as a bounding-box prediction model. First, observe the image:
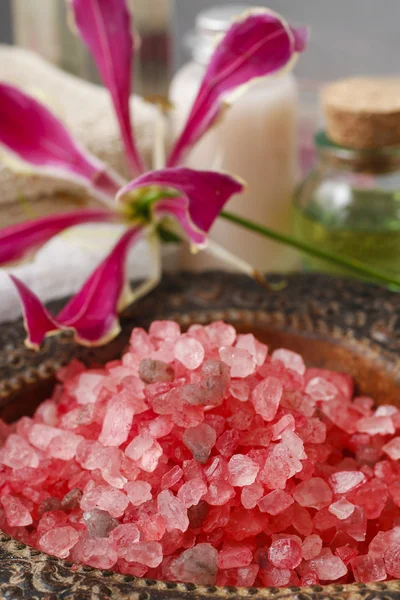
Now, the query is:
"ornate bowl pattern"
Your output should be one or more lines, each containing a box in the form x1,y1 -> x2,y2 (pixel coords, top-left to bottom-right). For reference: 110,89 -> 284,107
0,272 -> 400,600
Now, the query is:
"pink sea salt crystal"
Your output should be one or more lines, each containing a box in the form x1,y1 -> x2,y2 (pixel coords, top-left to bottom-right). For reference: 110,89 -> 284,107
292,505 -> 313,537
120,541 -> 163,567
302,534 -> 323,560
124,481 -> 152,506
205,321 -> 236,347
109,523 -> 140,551
170,543 -> 218,585
139,359 -> 174,383
149,320 -> 180,342
76,439 -> 105,471
204,456 -> 227,482
216,429 -> 240,458
329,499 -> 355,520
78,538 -> 118,569
268,538 -> 302,569
182,423 -> 216,464
236,564 -> 259,587
235,333 -> 268,366
125,434 -> 162,472
62,489 -> 82,512
281,429 -> 307,460
356,416 -> 395,435
174,334 -> 205,370
98,394 -> 135,447
1,495 -> 32,527
335,546 -> 359,566
293,477 -> 333,510
328,471 -> 366,494
271,414 -> 295,441
258,490 -> 294,515
140,415 -> 174,439
80,485 -> 129,518
227,454 -> 259,487
161,466 -> 183,490
177,478 -> 207,508
229,380 -> 249,402
301,572 -> 319,586
382,437 -> 400,460
259,565 -> 291,587
39,526 -> 79,559
375,404 -> 398,416
384,542 -> 400,578
218,543 -> 253,569
129,327 -> 154,356
305,377 -> 338,401
351,555 -> 387,583
28,424 -> 61,451
305,368 -> 353,399
205,480 -> 235,506
0,434 -> 39,469
271,348 -> 306,375
241,482 -> 264,509
99,447 -> 127,489
306,548 -> 347,581
60,403 -> 95,430
47,432 -> 83,460
157,490 -> 189,532
259,442 -> 302,490
37,511 -> 69,535
73,372 -> 106,404
219,346 -> 255,378
251,376 -> 283,422
83,509 -> 118,538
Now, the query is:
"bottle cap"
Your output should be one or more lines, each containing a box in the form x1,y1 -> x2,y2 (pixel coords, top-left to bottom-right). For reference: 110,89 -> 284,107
322,77 -> 400,149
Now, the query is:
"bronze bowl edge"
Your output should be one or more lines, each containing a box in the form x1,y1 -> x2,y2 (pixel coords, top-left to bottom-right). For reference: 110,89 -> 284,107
0,271 -> 400,600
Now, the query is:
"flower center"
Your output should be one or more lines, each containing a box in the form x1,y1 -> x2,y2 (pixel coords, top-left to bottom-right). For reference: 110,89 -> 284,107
125,185 -> 179,225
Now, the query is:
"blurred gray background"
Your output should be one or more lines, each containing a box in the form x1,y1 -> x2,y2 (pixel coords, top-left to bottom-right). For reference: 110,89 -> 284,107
0,0 -> 399,83
173,0 -> 400,80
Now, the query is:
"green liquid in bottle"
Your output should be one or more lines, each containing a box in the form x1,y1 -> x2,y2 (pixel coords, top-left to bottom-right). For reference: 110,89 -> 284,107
293,187 -> 400,281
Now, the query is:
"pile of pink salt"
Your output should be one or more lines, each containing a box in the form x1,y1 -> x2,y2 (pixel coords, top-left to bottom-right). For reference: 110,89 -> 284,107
1,321 -> 400,587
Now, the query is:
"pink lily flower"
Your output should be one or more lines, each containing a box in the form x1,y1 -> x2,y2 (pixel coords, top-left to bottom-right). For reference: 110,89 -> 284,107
0,0 -> 307,348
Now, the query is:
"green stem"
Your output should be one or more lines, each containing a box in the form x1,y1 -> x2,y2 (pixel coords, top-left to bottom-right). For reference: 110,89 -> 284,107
220,210 -> 400,288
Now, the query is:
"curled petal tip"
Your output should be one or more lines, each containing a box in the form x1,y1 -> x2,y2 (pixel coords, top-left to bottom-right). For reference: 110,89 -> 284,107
9,275 -> 61,349
291,25 -> 310,52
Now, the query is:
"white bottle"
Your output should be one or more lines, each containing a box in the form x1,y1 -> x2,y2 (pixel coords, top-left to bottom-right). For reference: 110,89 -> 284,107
170,5 -> 300,272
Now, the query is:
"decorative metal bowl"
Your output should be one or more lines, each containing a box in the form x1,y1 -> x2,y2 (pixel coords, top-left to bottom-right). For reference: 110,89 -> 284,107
0,271 -> 400,600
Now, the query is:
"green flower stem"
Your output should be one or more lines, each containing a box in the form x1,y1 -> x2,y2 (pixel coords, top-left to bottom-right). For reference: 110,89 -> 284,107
220,210 -> 400,289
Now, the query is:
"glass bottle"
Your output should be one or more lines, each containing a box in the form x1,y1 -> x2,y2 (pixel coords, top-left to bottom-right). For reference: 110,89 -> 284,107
293,78 -> 400,281
11,0 -> 174,96
170,5 -> 299,272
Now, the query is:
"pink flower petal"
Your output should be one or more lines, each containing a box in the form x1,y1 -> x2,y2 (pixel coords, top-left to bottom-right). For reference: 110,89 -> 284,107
167,10 -> 307,167
56,226 -> 143,345
290,26 -> 309,52
9,276 -> 61,349
71,0 -> 145,176
0,209 -> 116,265
0,83 -> 122,201
117,168 -> 243,247
10,227 -> 143,348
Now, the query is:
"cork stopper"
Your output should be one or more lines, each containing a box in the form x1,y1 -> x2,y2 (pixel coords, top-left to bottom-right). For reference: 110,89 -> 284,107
322,77 -> 400,149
